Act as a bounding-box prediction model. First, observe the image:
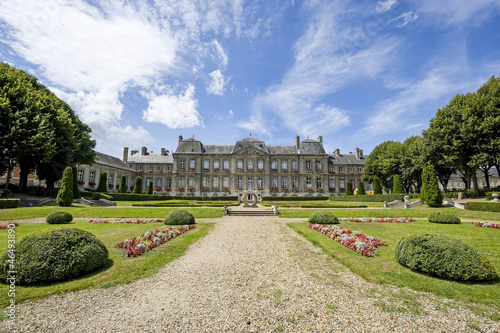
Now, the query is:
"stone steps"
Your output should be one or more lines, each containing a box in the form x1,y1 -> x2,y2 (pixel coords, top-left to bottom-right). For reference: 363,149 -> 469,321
226,210 -> 276,216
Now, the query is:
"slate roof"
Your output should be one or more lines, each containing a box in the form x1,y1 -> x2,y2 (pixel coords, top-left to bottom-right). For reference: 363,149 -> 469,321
128,152 -> 174,164
267,145 -> 298,155
328,154 -> 366,165
232,136 -> 268,153
94,152 -> 136,172
175,137 -> 204,153
203,145 -> 234,154
299,139 -> 327,155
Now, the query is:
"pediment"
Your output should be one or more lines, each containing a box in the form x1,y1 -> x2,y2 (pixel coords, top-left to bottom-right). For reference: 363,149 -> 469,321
234,146 -> 268,156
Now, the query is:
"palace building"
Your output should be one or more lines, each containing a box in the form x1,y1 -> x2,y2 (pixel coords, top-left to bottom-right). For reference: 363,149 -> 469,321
76,135 -> 368,199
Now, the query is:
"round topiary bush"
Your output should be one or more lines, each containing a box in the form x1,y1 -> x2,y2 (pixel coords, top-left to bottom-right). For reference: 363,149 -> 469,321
308,211 -> 340,224
0,228 -> 109,285
395,233 -> 497,281
46,211 -> 73,224
164,209 -> 196,225
428,212 -> 461,224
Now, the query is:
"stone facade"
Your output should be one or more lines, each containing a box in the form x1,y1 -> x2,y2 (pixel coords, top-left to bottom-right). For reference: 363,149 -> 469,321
117,135 -> 368,198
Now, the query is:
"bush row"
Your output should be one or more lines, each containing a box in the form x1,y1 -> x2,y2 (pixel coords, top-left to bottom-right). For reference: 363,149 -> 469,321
428,212 -> 461,224
0,199 -> 20,209
262,196 -> 329,202
329,194 -> 420,202
132,201 -> 239,207
261,202 -> 367,208
465,202 -> 500,212
107,193 -> 238,201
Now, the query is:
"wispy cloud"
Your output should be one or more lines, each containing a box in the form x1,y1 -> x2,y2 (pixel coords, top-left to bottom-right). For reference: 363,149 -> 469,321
391,11 -> 418,27
206,70 -> 228,96
376,0 -> 397,13
413,0 -> 500,24
241,0 -> 400,138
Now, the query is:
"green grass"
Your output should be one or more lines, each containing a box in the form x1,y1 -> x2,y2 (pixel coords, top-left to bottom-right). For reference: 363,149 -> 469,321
260,200 -> 376,208
0,204 -> 223,221
279,205 -> 500,222
0,220 -> 215,309
287,220 -> 500,319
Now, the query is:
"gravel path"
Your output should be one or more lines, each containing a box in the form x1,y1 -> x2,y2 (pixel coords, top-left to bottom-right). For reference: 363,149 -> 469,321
2,216 -> 499,332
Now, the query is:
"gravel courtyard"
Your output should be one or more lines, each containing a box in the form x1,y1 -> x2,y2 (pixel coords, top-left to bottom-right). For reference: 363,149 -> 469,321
2,216 -> 499,333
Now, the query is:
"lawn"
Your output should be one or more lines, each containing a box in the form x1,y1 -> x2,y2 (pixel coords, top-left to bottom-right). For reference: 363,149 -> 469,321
0,204 -> 223,221
0,219 -> 215,309
288,219 -> 500,320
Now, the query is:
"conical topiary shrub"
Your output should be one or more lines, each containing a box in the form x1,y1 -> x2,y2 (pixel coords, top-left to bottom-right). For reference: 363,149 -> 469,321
96,171 -> 108,193
373,176 -> 382,194
357,181 -> 366,195
421,165 -> 443,207
56,166 -> 73,207
132,176 -> 143,194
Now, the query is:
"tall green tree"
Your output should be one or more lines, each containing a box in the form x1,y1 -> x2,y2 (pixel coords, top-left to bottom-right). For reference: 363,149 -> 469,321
357,181 -> 366,195
132,176 -> 143,194
146,180 -> 153,195
362,141 -> 404,190
56,166 -> 73,206
0,62 -> 95,191
96,172 -> 108,192
400,136 -> 425,193
421,165 -> 443,207
373,176 -> 382,194
118,175 -> 127,193
346,181 -> 353,195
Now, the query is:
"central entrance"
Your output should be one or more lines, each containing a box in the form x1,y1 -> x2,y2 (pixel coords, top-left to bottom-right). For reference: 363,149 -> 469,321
242,192 -> 259,207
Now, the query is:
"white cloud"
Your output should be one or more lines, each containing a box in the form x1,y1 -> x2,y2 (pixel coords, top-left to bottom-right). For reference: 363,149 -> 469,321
391,11 -> 418,27
413,0 -> 500,24
211,40 -> 229,69
376,0 -> 397,13
142,84 -> 203,129
206,70 -> 227,96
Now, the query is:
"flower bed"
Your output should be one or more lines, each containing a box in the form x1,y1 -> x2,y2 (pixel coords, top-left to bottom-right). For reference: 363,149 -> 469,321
472,221 -> 500,229
308,224 -> 386,257
89,218 -> 163,224
117,225 -> 195,257
0,223 -> 18,229
339,217 -> 416,223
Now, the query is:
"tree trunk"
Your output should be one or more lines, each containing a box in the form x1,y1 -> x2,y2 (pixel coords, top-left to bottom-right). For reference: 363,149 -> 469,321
18,168 -> 30,193
471,170 -> 479,196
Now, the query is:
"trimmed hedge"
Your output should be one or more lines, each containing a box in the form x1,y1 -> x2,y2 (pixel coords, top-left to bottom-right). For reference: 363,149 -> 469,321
329,194 -> 417,202
308,211 -> 340,224
46,211 -> 73,224
133,201 -> 239,207
164,209 -> 196,225
428,212 -> 461,224
262,196 -> 329,202
465,202 -> 500,212
0,199 -> 20,209
108,193 -> 238,201
395,234 -> 497,281
0,228 -> 109,285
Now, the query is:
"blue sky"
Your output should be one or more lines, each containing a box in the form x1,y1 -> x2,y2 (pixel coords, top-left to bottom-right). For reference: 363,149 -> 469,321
1,0 -> 500,157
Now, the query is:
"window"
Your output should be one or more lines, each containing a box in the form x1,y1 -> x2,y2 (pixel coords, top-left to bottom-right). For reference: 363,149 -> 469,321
223,177 -> 229,188
272,177 -> 278,188
89,171 -> 95,182
108,174 -> 113,184
281,177 -> 288,189
271,160 -> 278,170
291,160 -> 297,170
166,165 -> 172,171
316,178 -> 322,189
306,177 -> 312,188
202,177 -> 208,187
339,166 -> 344,172
77,169 -> 84,181
188,177 -> 194,187
258,177 -> 264,188
214,160 -> 220,170
213,177 -> 219,188
281,161 -> 287,170
237,160 -> 243,169
357,167 -> 363,173
157,166 -> 163,171
189,160 -> 195,169
147,165 -> 153,171
339,180 -> 345,188
179,160 -> 185,169
178,177 -> 184,187
203,160 -> 209,170
247,177 -> 253,190
166,178 -> 172,187
329,166 -> 334,173
223,160 -> 229,169
348,167 -> 354,173
137,166 -> 144,171
156,179 -> 162,187
237,177 -> 243,188
257,160 -> 264,169
248,160 -> 254,170
292,177 -> 298,188
305,160 -> 312,170
316,160 -> 321,170
329,179 -> 335,189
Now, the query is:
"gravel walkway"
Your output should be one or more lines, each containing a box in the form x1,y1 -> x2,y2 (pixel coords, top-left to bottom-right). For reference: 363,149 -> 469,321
2,216 -> 499,332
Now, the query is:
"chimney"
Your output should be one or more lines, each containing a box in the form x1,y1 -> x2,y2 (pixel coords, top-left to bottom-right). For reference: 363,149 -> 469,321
141,147 -> 147,155
123,147 -> 129,163
318,135 -> 323,144
334,148 -> 340,156
178,135 -> 183,144
295,136 -> 300,150
131,150 -> 138,156
161,148 -> 166,155
355,147 -> 360,160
